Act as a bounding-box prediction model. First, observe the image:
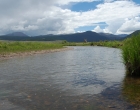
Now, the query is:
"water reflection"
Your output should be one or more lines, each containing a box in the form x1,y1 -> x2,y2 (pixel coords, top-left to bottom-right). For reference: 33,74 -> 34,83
122,75 -> 140,108
0,46 -> 135,109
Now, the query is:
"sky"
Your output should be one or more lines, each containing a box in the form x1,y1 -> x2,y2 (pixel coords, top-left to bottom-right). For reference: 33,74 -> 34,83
0,0 -> 140,36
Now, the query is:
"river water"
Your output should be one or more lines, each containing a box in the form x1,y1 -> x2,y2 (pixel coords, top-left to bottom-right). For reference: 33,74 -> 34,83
0,46 -> 135,110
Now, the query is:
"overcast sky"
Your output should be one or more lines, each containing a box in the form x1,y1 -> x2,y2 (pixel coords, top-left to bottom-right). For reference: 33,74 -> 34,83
0,0 -> 140,36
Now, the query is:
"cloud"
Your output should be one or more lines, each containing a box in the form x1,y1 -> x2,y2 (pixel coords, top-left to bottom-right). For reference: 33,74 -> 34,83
104,0 -> 114,3
92,25 -> 113,33
56,0 -> 100,5
0,0 -> 140,35
92,26 -> 103,33
88,0 -> 140,34
116,17 -> 140,34
0,0 -> 77,35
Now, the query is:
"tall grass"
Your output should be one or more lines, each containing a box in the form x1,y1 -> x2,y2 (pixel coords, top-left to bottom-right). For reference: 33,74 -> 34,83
0,41 -> 63,54
122,34 -> 140,76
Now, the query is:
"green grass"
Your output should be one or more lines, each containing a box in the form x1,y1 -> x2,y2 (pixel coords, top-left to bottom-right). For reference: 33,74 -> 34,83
121,34 -> 140,76
0,41 -> 63,54
0,40 -> 123,55
90,41 -> 123,48
61,40 -> 91,46
62,40 -> 123,48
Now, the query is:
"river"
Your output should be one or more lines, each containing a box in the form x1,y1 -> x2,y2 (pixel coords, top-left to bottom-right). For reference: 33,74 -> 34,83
0,46 -> 136,110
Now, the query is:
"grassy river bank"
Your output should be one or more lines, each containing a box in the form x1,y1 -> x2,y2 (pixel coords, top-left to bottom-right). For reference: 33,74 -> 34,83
0,40 -> 122,57
0,41 -> 63,54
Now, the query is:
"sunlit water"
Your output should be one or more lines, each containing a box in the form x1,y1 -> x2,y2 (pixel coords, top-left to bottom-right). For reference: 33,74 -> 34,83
0,46 -> 135,110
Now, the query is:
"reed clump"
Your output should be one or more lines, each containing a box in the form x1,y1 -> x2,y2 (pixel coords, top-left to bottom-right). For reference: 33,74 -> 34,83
122,34 -> 140,76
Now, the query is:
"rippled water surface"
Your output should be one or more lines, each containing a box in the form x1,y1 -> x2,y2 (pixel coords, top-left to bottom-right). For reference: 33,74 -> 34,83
0,46 -> 135,110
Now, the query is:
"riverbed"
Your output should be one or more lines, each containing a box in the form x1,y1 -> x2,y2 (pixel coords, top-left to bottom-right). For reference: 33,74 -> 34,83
0,46 -> 136,110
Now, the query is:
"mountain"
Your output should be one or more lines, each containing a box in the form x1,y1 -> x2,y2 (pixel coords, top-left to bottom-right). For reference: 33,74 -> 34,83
0,32 -> 29,40
99,33 -> 121,40
99,33 -> 127,40
125,30 -> 140,38
118,34 -> 128,37
0,31 -> 128,42
5,32 -> 29,37
33,31 -> 109,42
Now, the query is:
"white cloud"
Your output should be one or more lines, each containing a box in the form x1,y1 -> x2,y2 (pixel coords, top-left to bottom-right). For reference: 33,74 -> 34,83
92,26 -> 103,33
92,25 -> 113,33
73,0 -> 140,34
104,0 -> 114,3
103,28 -> 112,33
116,17 -> 140,34
77,31 -> 86,33
0,0 -> 140,35
56,0 -> 100,5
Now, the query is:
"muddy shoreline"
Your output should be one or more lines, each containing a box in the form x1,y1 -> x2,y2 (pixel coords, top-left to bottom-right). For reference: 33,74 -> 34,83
0,47 -> 73,60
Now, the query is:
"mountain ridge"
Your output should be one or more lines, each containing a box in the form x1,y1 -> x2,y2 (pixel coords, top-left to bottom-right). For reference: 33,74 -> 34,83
0,31 -> 134,42
5,32 -> 29,37
125,30 -> 140,38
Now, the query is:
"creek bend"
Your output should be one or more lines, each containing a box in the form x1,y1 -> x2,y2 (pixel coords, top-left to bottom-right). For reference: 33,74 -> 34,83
0,46 -> 135,110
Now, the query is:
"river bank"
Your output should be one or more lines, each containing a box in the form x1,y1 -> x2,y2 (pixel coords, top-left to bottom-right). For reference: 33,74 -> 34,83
0,47 -> 73,60
0,41 -> 74,59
